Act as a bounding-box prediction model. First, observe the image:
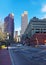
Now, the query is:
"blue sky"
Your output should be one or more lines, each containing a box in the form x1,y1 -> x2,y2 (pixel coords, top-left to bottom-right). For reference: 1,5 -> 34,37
0,0 -> 46,34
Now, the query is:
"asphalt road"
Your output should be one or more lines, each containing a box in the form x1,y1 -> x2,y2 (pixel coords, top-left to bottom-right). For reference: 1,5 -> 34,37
0,49 -> 12,65
9,45 -> 46,65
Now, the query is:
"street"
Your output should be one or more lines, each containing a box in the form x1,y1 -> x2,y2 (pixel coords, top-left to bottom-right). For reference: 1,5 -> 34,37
9,45 -> 46,65
0,49 -> 12,65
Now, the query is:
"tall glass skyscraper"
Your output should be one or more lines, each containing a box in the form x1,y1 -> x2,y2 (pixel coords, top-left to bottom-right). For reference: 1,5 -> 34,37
4,13 -> 14,40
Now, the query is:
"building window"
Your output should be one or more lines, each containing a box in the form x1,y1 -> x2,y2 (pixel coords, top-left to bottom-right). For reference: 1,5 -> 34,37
44,32 -> 46,33
35,31 -> 39,33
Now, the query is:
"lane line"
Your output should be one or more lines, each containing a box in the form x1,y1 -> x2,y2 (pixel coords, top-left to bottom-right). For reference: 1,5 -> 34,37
9,49 -> 15,65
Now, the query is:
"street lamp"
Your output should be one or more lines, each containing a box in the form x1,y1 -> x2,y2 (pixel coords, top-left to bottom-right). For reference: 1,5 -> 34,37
6,33 -> 9,50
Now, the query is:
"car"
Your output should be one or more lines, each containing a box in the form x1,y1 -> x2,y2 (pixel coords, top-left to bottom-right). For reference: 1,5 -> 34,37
16,44 -> 23,47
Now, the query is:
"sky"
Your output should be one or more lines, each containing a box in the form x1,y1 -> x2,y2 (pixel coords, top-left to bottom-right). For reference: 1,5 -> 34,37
0,0 -> 46,34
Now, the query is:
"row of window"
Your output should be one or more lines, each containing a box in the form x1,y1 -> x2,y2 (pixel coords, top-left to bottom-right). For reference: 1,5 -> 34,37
35,32 -> 46,33
32,28 -> 46,30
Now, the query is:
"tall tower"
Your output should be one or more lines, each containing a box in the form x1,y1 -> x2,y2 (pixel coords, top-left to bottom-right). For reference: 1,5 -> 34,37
15,31 -> 18,38
21,11 -> 28,37
14,31 -> 18,42
4,13 -> 14,40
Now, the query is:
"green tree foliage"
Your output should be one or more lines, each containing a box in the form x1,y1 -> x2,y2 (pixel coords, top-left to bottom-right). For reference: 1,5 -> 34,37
0,31 -> 6,41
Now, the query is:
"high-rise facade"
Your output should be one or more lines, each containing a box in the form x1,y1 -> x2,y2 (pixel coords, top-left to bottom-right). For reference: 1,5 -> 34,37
15,31 -> 18,39
21,11 -> 28,37
24,17 -> 46,37
14,31 -> 18,42
4,13 -> 14,40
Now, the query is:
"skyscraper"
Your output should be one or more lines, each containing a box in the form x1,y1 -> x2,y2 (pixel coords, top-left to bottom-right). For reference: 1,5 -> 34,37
4,13 -> 14,40
15,31 -> 18,38
14,31 -> 18,42
21,11 -> 28,37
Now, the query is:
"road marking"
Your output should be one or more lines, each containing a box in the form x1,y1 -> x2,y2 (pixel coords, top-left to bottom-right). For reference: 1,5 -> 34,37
9,49 -> 15,65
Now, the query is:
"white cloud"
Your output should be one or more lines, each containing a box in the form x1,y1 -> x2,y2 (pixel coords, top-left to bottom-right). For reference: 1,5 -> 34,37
41,4 -> 46,12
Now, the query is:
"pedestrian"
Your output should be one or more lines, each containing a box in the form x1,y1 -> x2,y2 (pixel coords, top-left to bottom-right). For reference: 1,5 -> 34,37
7,43 -> 9,50
0,42 -> 1,49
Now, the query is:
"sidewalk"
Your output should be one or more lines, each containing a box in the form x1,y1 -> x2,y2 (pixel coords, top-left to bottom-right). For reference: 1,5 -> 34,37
0,49 -> 12,65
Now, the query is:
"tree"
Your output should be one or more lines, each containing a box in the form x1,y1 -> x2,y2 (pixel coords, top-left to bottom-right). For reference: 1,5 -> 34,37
0,31 -> 6,41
